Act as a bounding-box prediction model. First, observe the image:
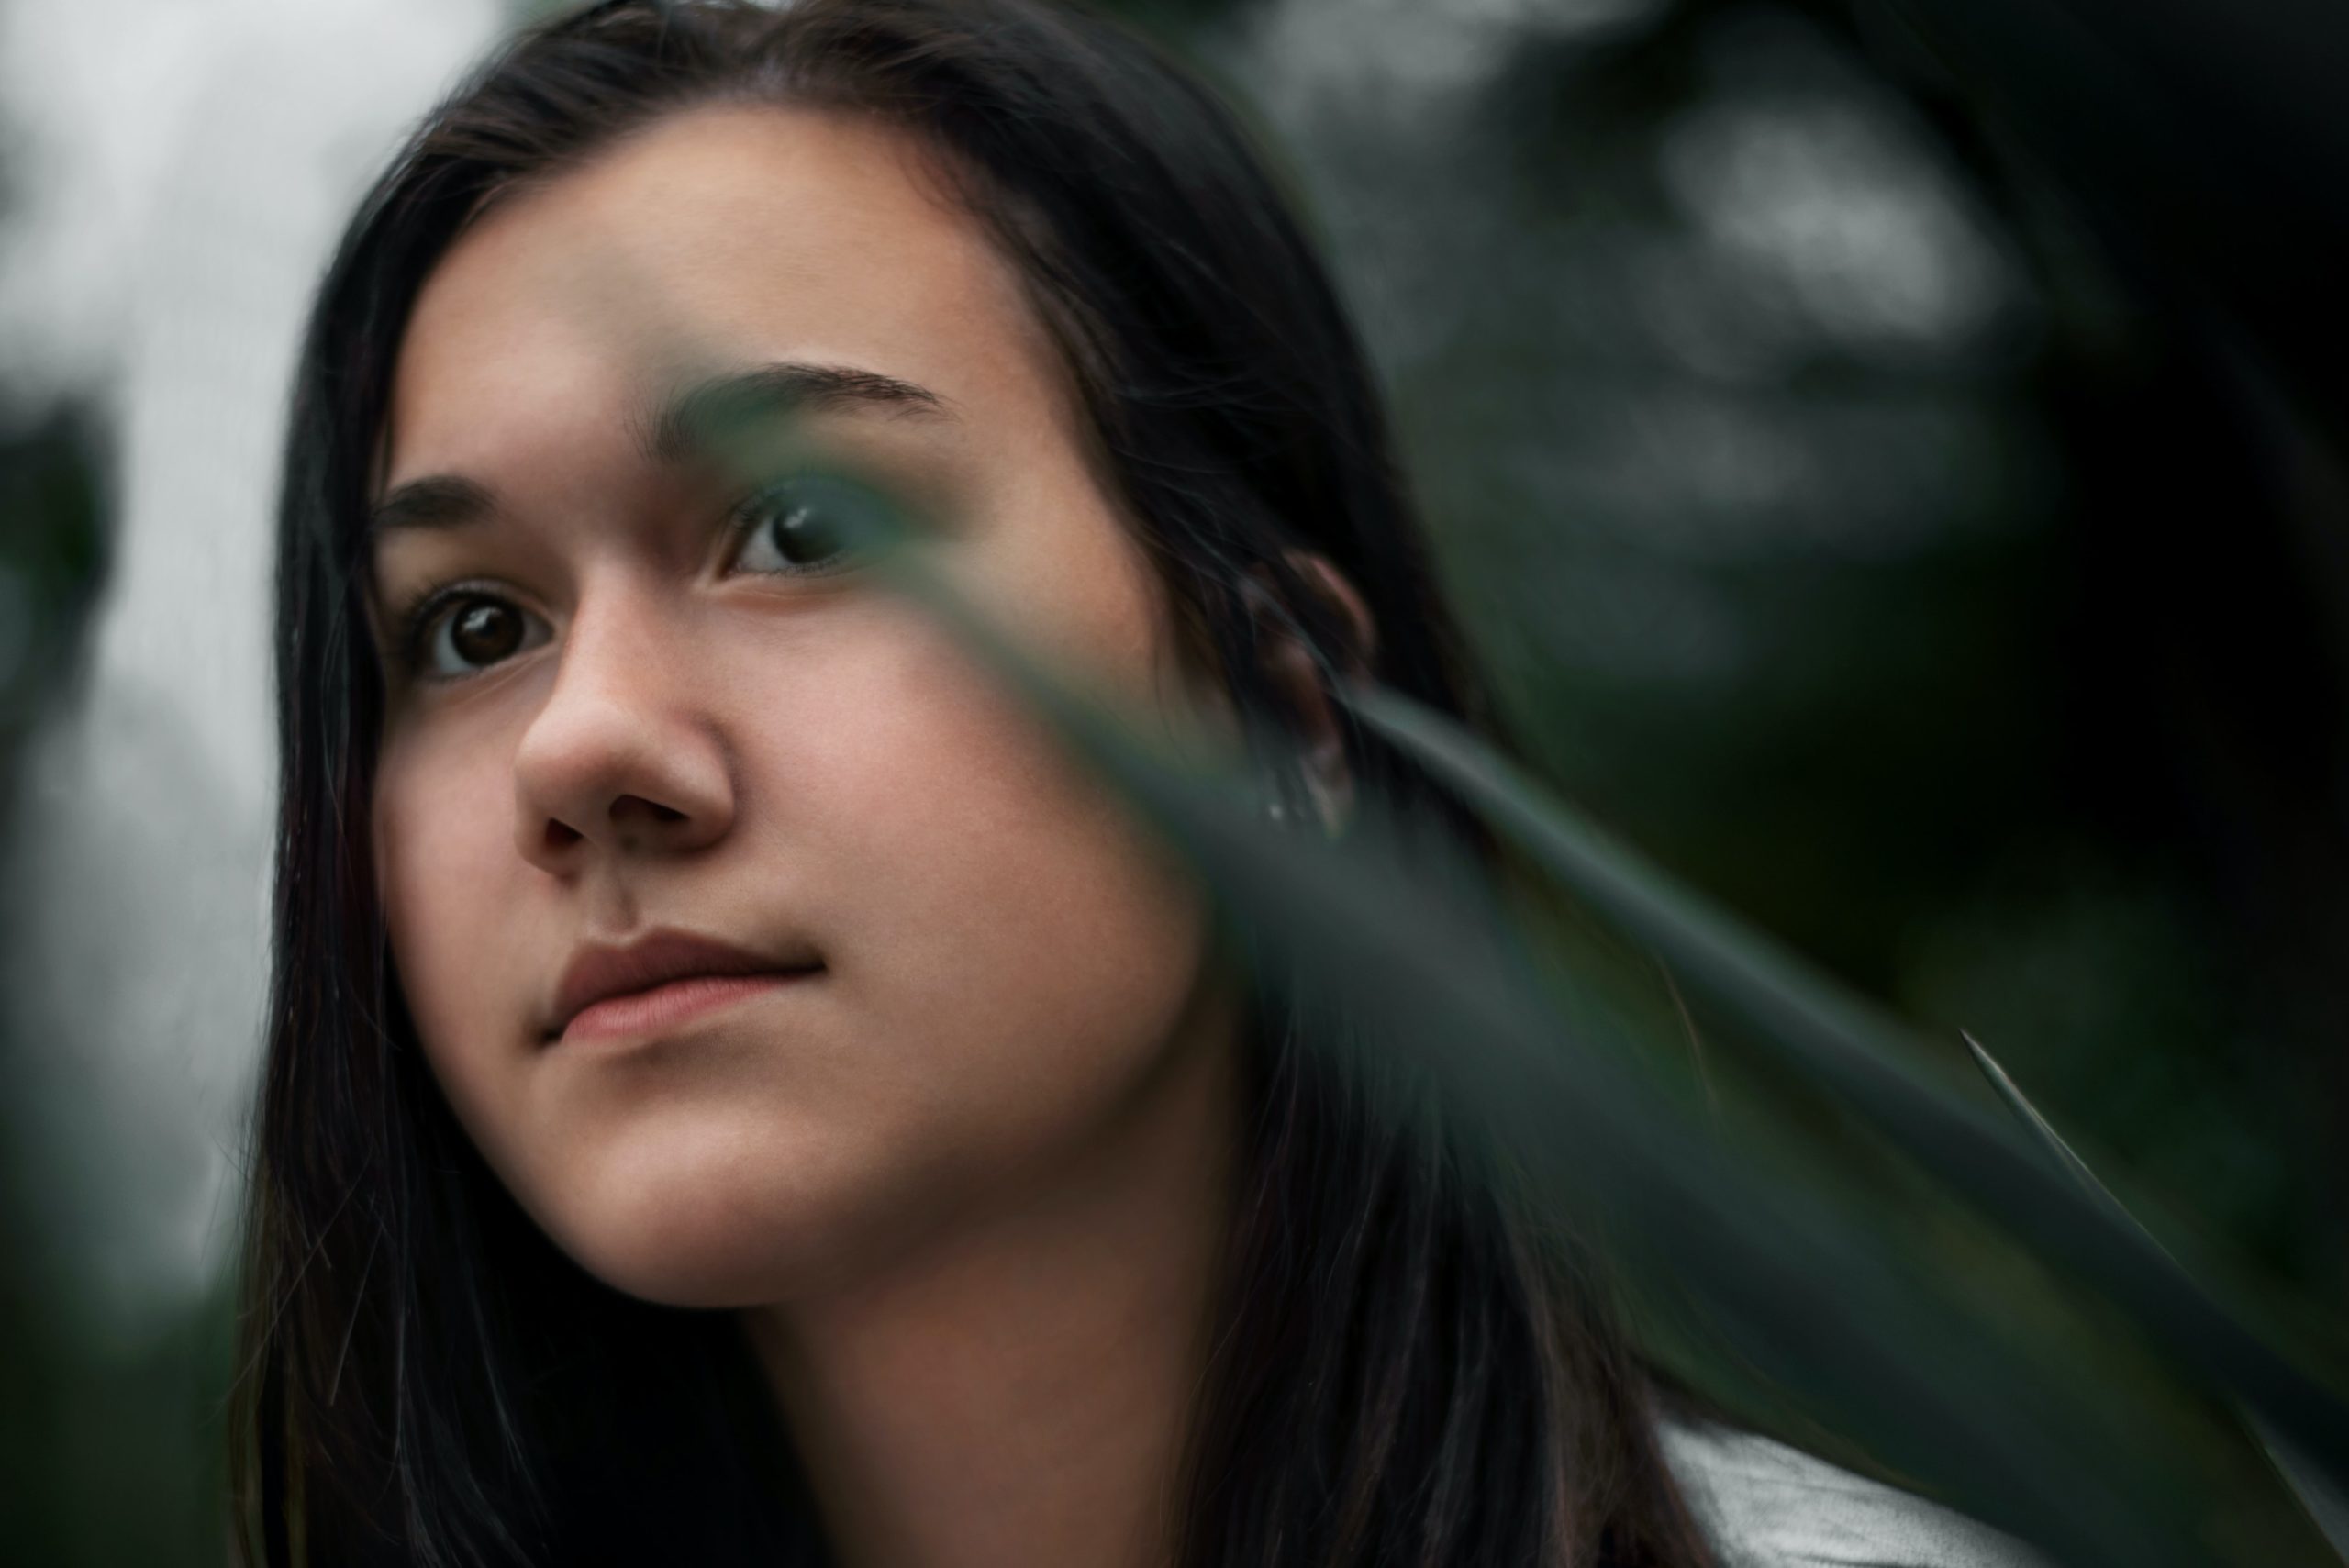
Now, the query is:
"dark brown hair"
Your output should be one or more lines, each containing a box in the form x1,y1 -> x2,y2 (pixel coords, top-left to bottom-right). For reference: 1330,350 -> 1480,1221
235,2 -> 1717,1563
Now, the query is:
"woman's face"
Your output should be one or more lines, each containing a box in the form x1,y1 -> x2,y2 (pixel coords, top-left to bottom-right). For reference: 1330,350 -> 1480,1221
370,105 -> 1242,1307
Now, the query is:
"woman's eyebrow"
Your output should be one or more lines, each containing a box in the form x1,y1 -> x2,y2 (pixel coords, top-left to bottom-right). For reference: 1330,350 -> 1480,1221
370,473 -> 499,541
644,361 -> 958,468
369,361 -> 955,543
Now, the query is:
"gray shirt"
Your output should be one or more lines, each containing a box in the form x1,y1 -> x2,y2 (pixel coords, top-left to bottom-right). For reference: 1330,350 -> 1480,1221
1660,1418 -> 2053,1568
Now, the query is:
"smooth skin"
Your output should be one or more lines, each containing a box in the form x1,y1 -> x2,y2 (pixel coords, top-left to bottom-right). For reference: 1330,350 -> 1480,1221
370,105 -> 1366,1568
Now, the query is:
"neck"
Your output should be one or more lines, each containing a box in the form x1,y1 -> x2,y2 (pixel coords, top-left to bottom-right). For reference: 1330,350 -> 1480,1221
741,984 -> 1244,1568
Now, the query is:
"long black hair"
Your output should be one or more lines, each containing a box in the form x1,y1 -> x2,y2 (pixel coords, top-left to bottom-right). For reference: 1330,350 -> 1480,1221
233,2 -> 1718,1563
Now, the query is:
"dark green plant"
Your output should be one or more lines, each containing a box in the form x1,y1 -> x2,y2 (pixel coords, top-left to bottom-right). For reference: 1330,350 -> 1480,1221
1965,1031 -> 2349,1561
864,516 -> 2349,1567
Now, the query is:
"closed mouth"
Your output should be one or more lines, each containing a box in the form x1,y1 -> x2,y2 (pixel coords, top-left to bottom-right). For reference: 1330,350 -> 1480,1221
555,967 -> 821,1047
548,927 -> 824,1045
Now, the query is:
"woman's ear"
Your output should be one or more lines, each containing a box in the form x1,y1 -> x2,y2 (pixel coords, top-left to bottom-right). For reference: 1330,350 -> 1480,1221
1246,550 -> 1378,834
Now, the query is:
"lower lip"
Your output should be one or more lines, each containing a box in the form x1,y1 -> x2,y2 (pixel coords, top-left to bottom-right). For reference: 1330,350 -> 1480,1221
558,971 -> 818,1049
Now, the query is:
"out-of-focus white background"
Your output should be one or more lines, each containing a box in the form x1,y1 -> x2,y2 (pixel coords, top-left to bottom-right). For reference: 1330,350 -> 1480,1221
0,0 -> 499,1344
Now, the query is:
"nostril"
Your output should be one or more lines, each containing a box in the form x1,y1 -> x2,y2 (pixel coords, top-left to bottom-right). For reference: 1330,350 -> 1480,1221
607,794 -> 686,826
543,819 -> 584,851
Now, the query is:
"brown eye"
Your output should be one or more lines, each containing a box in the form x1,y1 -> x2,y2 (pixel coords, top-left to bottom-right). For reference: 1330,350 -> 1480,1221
728,473 -> 891,577
423,593 -> 548,677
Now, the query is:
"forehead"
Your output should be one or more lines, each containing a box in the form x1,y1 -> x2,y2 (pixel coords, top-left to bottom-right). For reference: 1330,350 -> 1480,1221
384,102 -> 1058,487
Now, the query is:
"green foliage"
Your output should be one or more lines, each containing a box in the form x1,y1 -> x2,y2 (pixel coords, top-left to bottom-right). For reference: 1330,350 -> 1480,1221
896,544 -> 2348,1565
1965,1033 -> 2349,1560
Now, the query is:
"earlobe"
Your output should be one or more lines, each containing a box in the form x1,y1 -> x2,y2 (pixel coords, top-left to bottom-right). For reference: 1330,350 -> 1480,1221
1261,635 -> 1353,836
1246,550 -> 1378,835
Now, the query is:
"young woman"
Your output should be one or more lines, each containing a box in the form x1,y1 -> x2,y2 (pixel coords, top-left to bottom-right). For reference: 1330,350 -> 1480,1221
232,2 -> 2046,1563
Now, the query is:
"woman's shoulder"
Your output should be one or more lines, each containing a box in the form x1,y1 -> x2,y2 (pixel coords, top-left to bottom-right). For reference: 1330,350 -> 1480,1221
1656,1416 -> 2053,1568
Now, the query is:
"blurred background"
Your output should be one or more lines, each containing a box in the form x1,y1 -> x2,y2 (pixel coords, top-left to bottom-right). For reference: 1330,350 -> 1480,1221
2,0 -> 2342,1559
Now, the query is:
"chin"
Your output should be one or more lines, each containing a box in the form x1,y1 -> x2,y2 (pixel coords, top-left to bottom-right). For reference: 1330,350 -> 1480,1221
528,1115 -> 953,1310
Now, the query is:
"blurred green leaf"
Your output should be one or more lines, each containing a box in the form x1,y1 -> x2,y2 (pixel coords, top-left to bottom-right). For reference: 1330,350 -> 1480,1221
1965,1030 -> 2349,1562
870,542 -> 2349,1566
1344,681 -> 2349,1491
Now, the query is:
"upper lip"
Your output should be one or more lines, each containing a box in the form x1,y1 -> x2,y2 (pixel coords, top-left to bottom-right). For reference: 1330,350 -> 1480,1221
547,927 -> 822,1040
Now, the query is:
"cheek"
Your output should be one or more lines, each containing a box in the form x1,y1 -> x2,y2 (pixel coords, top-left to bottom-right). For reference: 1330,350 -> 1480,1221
657,564 -> 1227,1273
373,714 -> 539,1150
781,584 -> 1219,1125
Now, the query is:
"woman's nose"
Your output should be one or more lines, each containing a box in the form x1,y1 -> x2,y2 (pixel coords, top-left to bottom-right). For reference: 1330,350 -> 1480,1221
510,588 -> 734,873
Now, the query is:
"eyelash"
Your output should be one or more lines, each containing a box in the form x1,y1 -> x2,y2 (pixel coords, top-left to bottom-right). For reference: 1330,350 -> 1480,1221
721,473 -> 870,580
386,577 -> 501,682
384,474 -> 871,684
